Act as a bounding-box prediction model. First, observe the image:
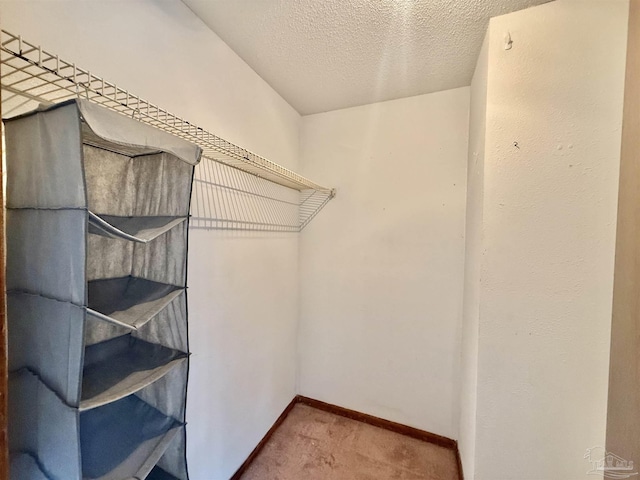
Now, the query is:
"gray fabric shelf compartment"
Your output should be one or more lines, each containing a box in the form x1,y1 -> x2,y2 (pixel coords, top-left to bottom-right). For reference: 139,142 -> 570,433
81,335 -> 188,411
9,370 -> 82,479
87,277 -> 184,330
147,466 -> 180,480
88,213 -> 187,243
81,395 -> 182,480
10,453 -> 50,480
5,99 -> 200,480
7,291 -> 85,407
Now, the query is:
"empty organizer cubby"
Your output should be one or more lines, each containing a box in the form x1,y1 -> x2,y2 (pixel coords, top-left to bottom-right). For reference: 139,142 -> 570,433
5,99 -> 201,480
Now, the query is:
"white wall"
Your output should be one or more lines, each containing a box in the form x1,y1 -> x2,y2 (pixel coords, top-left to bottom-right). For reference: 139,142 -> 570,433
464,1 -> 628,479
298,88 -> 469,439
0,2 -> 301,478
458,32 -> 488,479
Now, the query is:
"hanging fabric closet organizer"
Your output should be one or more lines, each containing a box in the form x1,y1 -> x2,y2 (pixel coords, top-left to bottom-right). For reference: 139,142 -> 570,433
5,98 -> 201,480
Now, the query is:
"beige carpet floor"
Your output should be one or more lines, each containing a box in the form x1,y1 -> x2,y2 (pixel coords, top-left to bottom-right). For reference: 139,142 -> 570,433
238,404 -> 460,480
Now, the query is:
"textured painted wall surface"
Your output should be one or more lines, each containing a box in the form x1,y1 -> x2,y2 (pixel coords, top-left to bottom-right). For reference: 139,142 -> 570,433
607,0 -> 640,466
0,2 -> 301,479
473,1 -> 628,478
458,32 -> 488,480
298,88 -> 469,439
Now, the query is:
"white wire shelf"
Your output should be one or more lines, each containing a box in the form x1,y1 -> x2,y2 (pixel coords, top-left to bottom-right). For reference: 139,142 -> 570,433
191,157 -> 334,231
0,29 -> 335,232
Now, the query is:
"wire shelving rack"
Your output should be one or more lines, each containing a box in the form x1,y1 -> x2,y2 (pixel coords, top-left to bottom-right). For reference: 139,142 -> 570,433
0,29 -> 335,232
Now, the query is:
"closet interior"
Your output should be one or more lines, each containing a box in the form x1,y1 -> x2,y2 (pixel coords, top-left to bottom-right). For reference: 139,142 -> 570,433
2,1 -> 632,479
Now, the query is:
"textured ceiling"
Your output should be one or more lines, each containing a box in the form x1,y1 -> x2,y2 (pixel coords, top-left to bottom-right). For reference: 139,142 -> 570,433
182,0 -> 550,115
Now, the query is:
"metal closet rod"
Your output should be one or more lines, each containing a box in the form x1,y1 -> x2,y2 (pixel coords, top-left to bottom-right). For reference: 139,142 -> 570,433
0,29 -> 335,195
